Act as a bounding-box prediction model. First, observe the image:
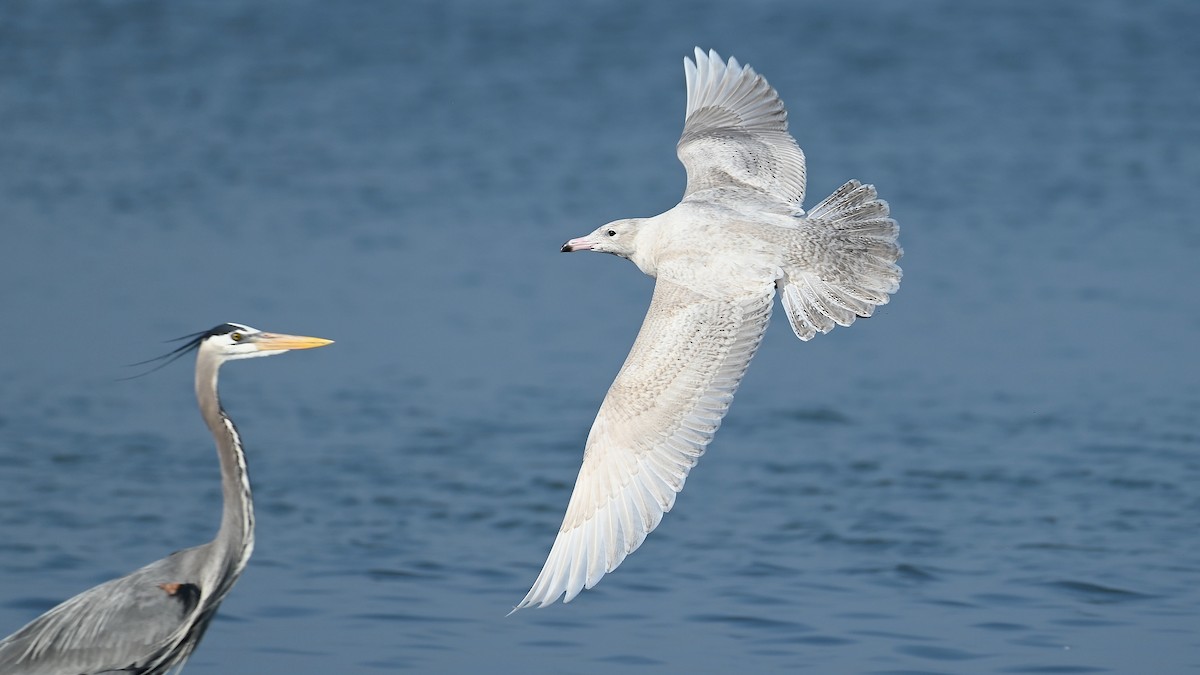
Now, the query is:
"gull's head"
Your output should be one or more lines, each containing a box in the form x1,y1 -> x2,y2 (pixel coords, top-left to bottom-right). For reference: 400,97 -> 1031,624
561,219 -> 643,259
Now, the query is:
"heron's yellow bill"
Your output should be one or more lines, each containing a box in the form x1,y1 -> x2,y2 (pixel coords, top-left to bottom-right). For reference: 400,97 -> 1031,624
254,333 -> 334,351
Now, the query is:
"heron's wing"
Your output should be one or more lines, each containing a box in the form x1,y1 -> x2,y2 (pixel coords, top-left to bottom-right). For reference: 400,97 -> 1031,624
0,552 -> 202,674
677,48 -> 807,206
515,278 -> 774,609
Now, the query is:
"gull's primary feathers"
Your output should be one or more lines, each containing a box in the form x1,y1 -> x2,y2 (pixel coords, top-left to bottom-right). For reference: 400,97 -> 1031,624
515,48 -> 902,611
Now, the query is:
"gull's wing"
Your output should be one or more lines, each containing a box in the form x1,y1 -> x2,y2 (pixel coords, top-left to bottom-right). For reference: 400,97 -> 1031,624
0,553 -> 202,674
677,48 -> 807,206
515,278 -> 774,610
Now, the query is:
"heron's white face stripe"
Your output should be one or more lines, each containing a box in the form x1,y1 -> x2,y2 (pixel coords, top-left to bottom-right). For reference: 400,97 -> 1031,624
199,324 -> 266,360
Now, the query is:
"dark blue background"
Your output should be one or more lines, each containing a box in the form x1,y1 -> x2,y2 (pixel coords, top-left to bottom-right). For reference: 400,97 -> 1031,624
1,1 -> 1197,672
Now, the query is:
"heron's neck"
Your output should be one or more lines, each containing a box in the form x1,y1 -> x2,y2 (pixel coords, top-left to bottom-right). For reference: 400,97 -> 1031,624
195,359 -> 255,578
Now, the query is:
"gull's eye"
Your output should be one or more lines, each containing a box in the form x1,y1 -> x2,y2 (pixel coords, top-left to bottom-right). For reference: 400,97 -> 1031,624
607,229 -> 616,237
230,332 -> 243,342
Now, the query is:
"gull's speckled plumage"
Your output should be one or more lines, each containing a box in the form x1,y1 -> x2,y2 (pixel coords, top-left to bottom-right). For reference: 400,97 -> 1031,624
515,48 -> 902,611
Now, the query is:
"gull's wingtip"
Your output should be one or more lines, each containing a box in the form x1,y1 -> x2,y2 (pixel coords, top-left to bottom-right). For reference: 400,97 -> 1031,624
688,46 -> 719,61
689,47 -> 724,64
511,578 -> 552,614
509,592 -> 553,615
684,49 -> 700,102
512,555 -> 583,612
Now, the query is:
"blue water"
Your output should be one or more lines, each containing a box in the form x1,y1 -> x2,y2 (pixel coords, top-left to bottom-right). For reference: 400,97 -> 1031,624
1,0 -> 1198,672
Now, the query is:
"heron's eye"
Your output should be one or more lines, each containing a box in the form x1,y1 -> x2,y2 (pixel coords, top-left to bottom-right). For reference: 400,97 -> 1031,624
230,332 -> 243,342
607,229 -> 616,237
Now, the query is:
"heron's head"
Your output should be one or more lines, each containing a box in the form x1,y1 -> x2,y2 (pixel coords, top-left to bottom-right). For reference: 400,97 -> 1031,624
198,323 -> 334,361
127,322 -> 333,378
561,218 -> 644,259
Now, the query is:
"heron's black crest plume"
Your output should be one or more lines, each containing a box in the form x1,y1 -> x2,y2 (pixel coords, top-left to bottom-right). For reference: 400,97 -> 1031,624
120,324 -> 245,381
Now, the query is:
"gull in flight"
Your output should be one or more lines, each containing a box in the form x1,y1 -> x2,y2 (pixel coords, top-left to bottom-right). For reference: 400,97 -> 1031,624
514,48 -> 902,611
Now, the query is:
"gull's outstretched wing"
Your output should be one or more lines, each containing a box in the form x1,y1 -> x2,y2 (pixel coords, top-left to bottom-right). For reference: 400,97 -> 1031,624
515,279 -> 774,610
677,48 -> 807,206
0,552 -> 203,674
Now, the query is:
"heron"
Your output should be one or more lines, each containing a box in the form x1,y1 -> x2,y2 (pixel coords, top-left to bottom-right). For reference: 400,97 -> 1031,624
0,323 -> 332,674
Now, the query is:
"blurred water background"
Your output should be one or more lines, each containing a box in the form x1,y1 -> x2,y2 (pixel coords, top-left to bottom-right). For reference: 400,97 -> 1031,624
0,0 -> 1197,673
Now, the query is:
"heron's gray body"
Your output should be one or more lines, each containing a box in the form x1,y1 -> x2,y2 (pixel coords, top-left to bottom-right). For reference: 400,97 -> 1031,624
0,547 -> 217,675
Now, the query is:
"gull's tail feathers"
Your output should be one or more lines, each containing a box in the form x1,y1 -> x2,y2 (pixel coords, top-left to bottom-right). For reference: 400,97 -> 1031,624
779,180 -> 902,341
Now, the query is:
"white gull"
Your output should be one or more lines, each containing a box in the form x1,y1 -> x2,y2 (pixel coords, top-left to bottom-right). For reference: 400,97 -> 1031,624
514,48 -> 903,611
